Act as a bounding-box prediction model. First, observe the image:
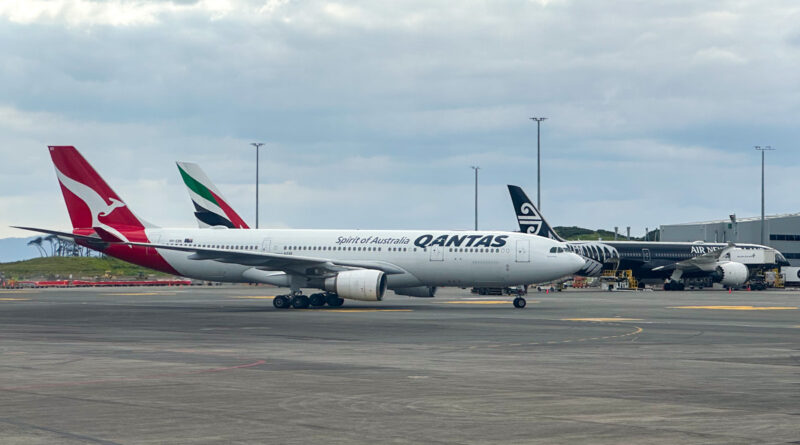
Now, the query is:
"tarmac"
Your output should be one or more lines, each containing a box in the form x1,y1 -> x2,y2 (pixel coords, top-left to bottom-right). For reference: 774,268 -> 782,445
0,285 -> 798,444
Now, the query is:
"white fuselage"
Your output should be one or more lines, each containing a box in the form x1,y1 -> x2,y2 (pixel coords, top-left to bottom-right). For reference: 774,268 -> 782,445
145,228 -> 584,288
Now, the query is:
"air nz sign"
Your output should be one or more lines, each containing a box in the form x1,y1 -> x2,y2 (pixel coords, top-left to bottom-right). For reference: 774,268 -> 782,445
690,245 -> 723,255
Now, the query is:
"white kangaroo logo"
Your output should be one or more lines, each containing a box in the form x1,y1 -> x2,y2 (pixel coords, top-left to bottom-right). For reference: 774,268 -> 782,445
55,167 -> 131,244
100,198 -> 126,216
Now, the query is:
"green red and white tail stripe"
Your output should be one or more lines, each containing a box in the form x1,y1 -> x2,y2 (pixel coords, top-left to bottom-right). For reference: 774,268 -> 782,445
176,162 -> 249,229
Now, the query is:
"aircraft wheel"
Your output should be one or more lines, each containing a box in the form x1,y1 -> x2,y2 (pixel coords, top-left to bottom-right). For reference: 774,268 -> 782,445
309,293 -> 326,307
292,295 -> 310,309
326,294 -> 344,307
273,295 -> 291,309
513,297 -> 526,309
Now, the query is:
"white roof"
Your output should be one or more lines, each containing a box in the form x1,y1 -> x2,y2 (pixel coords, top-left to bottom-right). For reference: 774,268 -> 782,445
664,213 -> 800,226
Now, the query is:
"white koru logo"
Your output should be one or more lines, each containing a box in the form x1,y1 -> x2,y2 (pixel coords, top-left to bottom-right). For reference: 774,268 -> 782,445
55,167 -> 131,243
518,202 -> 543,235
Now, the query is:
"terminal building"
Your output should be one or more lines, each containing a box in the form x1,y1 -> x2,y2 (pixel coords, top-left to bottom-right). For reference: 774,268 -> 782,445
660,213 -> 800,266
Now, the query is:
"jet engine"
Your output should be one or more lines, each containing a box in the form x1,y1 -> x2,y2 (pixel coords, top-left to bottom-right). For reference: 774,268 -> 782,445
713,261 -> 749,287
325,269 -> 387,301
393,286 -> 437,298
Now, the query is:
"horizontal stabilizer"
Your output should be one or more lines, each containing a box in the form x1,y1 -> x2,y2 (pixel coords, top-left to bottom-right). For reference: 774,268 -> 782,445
93,226 -> 124,243
13,226 -> 97,242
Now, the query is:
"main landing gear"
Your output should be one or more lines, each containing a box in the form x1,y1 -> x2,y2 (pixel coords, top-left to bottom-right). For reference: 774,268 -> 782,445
513,297 -> 527,309
272,292 -> 343,309
663,281 -> 685,291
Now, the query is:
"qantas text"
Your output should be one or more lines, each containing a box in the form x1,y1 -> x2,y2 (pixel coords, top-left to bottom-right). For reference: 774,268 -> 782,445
413,234 -> 508,249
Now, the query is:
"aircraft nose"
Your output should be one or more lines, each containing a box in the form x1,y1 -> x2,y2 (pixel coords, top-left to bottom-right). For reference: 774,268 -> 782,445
566,252 -> 585,273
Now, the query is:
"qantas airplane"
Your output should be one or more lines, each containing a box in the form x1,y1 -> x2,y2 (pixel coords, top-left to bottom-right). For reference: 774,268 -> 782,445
15,147 -> 584,309
507,185 -> 789,290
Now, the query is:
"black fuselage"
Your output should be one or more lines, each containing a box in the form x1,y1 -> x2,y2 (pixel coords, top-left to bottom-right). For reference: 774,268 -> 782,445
599,241 -> 786,280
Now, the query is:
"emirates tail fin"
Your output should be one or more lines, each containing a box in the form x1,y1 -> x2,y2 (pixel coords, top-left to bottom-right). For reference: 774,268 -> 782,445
48,146 -> 156,233
176,161 -> 250,229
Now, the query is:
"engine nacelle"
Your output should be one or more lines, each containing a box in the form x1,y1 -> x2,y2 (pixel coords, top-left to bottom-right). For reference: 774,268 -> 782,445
393,286 -> 437,298
713,261 -> 749,287
325,269 -> 387,301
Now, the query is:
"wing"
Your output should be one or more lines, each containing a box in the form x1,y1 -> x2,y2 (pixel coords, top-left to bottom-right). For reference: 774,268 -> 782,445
652,244 -> 733,273
121,241 -> 408,276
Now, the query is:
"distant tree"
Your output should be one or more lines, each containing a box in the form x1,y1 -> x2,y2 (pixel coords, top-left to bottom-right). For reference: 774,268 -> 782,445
45,234 -> 60,256
27,237 -> 46,257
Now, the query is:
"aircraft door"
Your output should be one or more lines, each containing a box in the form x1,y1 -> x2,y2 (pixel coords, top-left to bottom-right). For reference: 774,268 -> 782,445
429,245 -> 444,261
261,239 -> 271,252
516,240 -> 530,263
642,248 -> 651,262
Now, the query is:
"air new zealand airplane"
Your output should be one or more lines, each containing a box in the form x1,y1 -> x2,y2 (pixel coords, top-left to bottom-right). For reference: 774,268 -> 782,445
507,185 -> 789,290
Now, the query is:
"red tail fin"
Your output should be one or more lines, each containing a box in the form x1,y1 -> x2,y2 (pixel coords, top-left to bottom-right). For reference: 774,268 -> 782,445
48,146 -> 152,232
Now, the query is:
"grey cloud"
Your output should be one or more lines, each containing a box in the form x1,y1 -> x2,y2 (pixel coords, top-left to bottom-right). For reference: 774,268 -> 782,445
1,0 -> 799,238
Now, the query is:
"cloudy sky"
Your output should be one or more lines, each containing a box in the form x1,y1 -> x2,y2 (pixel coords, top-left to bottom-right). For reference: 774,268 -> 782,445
1,0 -> 799,239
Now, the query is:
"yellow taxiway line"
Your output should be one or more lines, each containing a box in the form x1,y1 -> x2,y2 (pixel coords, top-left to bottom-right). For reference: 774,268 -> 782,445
562,318 -> 642,322
669,306 -> 797,311
104,292 -> 177,296
0,298 -> 30,301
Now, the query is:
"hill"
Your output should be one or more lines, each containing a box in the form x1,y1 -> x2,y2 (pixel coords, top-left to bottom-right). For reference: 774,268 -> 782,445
0,257 -> 175,280
553,226 -> 659,241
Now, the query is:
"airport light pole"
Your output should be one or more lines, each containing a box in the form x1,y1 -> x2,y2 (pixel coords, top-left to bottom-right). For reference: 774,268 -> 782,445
530,117 -> 547,210
250,142 -> 265,229
755,145 -> 775,245
471,166 -> 479,230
